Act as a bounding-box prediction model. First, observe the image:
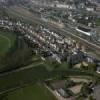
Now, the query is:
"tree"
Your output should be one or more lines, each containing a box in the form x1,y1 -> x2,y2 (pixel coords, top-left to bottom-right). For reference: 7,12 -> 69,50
0,94 -> 8,100
80,83 -> 92,97
87,62 -> 96,71
65,78 -> 75,88
88,96 -> 94,100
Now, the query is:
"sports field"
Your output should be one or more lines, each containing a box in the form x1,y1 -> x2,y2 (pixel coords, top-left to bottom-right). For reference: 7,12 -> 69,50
0,29 -> 16,57
7,83 -> 57,100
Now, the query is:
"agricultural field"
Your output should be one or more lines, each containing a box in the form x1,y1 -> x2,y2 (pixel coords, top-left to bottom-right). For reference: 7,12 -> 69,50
7,83 -> 57,100
0,63 -> 46,92
0,29 -> 16,57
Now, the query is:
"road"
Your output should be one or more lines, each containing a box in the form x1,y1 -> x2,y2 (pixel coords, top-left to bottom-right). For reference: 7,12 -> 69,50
0,62 -> 43,77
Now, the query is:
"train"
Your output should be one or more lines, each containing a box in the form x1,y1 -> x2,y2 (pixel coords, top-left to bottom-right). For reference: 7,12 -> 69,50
75,26 -> 92,36
75,26 -> 100,44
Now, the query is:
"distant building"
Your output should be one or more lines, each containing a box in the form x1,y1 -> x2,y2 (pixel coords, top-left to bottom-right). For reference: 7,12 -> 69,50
86,56 -> 94,63
67,51 -> 85,65
96,4 -> 100,11
57,88 -> 69,98
49,80 -> 69,98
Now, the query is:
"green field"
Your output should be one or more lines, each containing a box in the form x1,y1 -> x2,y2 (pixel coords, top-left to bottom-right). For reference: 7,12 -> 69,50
0,29 -> 16,56
7,83 -> 57,100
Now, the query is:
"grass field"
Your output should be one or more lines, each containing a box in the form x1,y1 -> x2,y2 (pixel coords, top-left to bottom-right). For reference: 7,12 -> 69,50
7,83 -> 57,100
0,63 -> 45,92
0,29 -> 16,56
